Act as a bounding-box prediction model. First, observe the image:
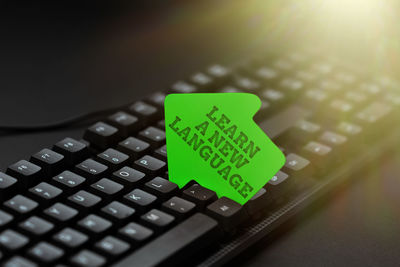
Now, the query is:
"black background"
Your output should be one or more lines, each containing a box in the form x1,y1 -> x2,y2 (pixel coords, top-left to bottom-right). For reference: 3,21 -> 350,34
0,1 -> 399,266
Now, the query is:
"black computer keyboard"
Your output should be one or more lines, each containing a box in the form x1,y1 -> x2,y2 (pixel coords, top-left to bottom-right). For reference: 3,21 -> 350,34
0,51 -> 399,267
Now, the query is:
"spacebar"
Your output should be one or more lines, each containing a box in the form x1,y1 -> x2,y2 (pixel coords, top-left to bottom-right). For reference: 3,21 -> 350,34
259,105 -> 308,139
113,213 -> 220,267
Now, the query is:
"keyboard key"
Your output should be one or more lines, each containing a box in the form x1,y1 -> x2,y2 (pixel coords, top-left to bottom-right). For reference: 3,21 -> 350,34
90,178 -> 124,200
129,101 -> 159,124
117,137 -> 150,159
97,148 -> 129,171
190,72 -> 214,90
107,111 -> 139,137
53,228 -> 88,249
4,195 -> 38,216
28,182 -> 62,205
78,214 -> 112,234
68,190 -> 101,210
101,201 -> 135,223
182,184 -> 217,210
75,159 -> 108,182
44,203 -> 78,223
70,250 -> 106,267
52,171 -> 86,194
303,141 -> 332,156
319,131 -> 348,146
145,177 -> 178,200
234,76 -> 260,92
0,172 -> 18,200
337,121 -> 362,136
6,160 -> 42,188
28,242 -> 64,263
284,153 -> 310,172
207,64 -> 230,80
138,126 -> 166,148
134,155 -> 166,176
123,189 -> 157,213
19,216 -> 54,236
4,256 -> 37,267
206,197 -> 247,232
118,222 -> 153,244
0,229 -> 29,251
355,102 -> 392,125
146,91 -> 167,108
0,210 -> 13,228
112,166 -> 146,186
156,119 -> 166,130
162,197 -> 196,220
115,213 -> 219,267
83,122 -> 120,150
95,236 -> 130,257
170,81 -> 197,93
244,188 -> 272,216
141,209 -> 175,232
53,137 -> 89,165
30,148 -> 65,177
264,171 -> 294,199
154,144 -> 167,161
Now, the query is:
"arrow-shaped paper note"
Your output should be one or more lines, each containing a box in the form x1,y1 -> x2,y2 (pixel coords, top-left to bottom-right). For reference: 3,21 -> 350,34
165,93 -> 285,205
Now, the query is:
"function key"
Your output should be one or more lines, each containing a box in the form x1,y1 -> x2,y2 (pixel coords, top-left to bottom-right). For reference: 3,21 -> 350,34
118,222 -> 153,244
138,126 -> 166,148
129,101 -> 159,124
97,148 -> 129,171
68,190 -> 101,211
28,182 -> 63,205
170,81 -> 197,94
206,197 -> 247,232
123,189 -> 157,213
0,229 -> 29,251
182,184 -> 217,210
134,155 -> 166,176
53,137 -> 89,165
52,171 -> 86,194
83,122 -> 120,150
53,228 -> 88,249
95,236 -> 130,257
101,201 -> 135,223
162,197 -> 196,220
0,172 -> 18,201
90,178 -> 124,200
19,216 -> 54,237
112,166 -> 146,186
154,144 -> 167,161
0,210 -> 13,228
6,160 -> 42,188
4,195 -> 38,217
70,250 -> 106,267
44,203 -> 78,223
107,111 -> 139,137
30,148 -> 65,177
145,177 -> 178,200
141,209 -> 175,232
117,137 -> 150,159
75,159 -> 108,182
28,242 -> 64,263
77,214 -> 112,235
146,92 -> 167,108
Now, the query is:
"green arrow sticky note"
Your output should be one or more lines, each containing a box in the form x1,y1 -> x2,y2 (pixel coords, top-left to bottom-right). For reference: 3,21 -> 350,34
164,93 -> 285,205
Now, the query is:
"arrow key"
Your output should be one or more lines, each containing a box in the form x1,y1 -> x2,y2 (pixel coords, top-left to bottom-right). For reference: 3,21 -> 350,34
182,184 -> 217,210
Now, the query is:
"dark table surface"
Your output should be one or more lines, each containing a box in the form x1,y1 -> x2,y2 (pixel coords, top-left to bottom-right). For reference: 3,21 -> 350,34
1,2 -> 399,266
